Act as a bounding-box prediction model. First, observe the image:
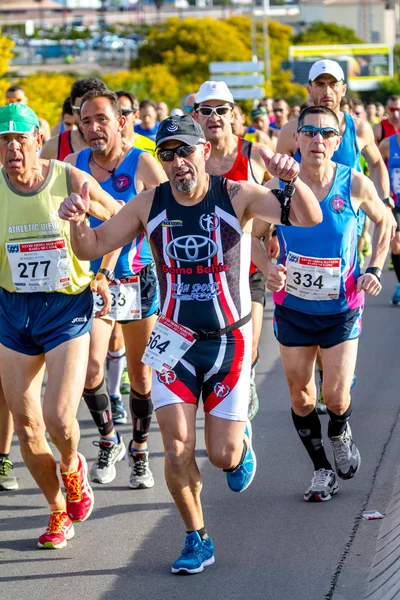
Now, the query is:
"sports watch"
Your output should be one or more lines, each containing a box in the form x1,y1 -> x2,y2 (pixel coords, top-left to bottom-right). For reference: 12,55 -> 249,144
97,268 -> 115,282
382,197 -> 395,209
365,267 -> 382,282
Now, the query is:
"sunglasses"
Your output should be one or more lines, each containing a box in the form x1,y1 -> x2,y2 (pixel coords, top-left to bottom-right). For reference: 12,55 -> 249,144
71,105 -> 81,113
184,106 -> 194,114
196,105 -> 232,117
273,108 -> 284,113
157,144 -> 199,162
388,107 -> 400,113
121,109 -> 136,116
297,125 -> 339,139
6,98 -> 24,104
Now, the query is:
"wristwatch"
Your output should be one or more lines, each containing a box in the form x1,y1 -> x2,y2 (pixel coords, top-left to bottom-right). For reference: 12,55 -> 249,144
365,266 -> 382,282
382,197 -> 395,209
97,268 -> 115,282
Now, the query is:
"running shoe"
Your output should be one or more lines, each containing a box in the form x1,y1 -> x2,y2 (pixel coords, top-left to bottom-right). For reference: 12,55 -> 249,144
89,434 -> 126,484
392,283 -> 400,305
37,510 -> 75,549
248,366 -> 259,421
304,469 -> 339,502
316,381 -> 327,415
128,446 -> 154,489
120,368 -> 130,395
61,453 -> 94,522
362,231 -> 372,257
226,421 -> 256,492
330,423 -> 361,480
171,531 -> 215,574
110,395 -> 128,424
0,457 -> 18,491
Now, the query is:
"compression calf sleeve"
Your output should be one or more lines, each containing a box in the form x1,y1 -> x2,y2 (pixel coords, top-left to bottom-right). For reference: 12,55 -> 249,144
129,388 -> 153,444
83,379 -> 114,437
291,408 -> 332,471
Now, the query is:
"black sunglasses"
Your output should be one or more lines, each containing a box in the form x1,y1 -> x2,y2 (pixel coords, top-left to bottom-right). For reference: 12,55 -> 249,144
121,109 -> 136,116
157,144 -> 199,162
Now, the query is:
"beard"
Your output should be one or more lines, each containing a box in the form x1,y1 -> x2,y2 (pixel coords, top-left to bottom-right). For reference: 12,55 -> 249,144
172,168 -> 198,193
90,138 -> 107,153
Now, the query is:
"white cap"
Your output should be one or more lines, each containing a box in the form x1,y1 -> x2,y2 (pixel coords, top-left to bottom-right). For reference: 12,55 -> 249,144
170,108 -> 184,117
308,60 -> 345,83
195,81 -> 234,105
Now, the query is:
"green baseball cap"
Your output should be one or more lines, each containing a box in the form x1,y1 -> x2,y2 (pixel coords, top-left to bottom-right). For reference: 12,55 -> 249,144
251,106 -> 269,120
0,103 -> 40,134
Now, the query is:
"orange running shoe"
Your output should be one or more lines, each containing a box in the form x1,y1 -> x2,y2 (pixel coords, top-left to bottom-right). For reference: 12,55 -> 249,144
37,510 -> 75,549
61,453 -> 94,523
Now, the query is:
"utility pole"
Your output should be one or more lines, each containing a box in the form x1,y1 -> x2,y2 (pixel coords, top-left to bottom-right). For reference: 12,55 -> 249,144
250,0 -> 271,87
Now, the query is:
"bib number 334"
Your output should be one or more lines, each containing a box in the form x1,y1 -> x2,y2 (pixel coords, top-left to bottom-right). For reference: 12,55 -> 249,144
285,251 -> 341,300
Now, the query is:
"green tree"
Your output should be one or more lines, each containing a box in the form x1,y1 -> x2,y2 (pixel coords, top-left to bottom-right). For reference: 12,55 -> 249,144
374,76 -> 400,104
293,22 -> 363,45
0,33 -> 14,102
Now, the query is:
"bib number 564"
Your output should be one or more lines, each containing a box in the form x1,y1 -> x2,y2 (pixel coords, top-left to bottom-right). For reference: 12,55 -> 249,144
146,333 -> 170,355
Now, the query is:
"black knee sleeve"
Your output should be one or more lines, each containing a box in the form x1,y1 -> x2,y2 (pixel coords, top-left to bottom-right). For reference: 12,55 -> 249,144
83,379 -> 113,437
129,388 -> 153,444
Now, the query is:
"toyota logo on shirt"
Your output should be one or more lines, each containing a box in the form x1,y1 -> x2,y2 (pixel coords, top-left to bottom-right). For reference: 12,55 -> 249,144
165,235 -> 218,263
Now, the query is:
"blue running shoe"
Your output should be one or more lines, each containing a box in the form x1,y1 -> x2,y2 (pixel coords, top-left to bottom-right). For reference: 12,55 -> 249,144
171,532 -> 215,574
226,421 -> 257,492
110,395 -> 128,424
351,374 -> 357,389
392,284 -> 400,305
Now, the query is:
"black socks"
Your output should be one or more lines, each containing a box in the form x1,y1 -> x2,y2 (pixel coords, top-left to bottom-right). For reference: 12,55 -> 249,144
291,409 -> 332,471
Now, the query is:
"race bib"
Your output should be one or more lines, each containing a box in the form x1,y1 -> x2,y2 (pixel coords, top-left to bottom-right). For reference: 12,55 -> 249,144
392,168 -> 400,194
142,314 -> 196,372
285,251 -> 341,300
6,238 -> 71,292
93,276 -> 141,321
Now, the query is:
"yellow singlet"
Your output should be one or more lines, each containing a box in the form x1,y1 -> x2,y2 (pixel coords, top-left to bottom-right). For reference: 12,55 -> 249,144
0,160 -> 92,294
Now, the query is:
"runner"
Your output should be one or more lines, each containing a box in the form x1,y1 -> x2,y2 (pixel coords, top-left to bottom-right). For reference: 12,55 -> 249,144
0,381 -> 17,491
378,133 -> 400,303
115,90 -> 157,157
5,85 -> 51,142
193,80 -> 273,420
59,114 -> 322,573
51,96 -> 77,137
65,89 -> 167,487
0,102 -> 122,549
231,103 -> 275,148
262,106 -> 391,501
269,98 -> 290,139
134,100 -> 160,142
276,60 -> 392,411
41,78 -> 107,161
373,95 -> 400,145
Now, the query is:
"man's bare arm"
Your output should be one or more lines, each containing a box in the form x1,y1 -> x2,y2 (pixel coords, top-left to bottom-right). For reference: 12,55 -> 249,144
40,135 -> 59,160
359,121 -> 390,199
136,151 -> 168,192
251,219 -> 273,279
276,120 -> 297,156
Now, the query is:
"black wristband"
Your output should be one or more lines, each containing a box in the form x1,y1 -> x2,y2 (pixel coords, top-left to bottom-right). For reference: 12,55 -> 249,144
271,229 -> 277,237
365,267 -> 382,282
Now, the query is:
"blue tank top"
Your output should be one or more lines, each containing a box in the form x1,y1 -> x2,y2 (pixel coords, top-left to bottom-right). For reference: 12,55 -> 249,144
274,163 -> 364,315
294,113 -> 361,172
76,147 -> 154,278
388,134 -> 400,206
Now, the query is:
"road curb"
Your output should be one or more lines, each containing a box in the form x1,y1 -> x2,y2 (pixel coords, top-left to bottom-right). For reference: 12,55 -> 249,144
365,466 -> 400,599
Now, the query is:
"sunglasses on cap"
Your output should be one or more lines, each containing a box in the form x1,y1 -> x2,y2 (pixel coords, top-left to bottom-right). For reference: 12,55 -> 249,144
71,105 -> 81,113
157,144 -> 200,162
297,125 -> 339,139
196,105 -> 232,117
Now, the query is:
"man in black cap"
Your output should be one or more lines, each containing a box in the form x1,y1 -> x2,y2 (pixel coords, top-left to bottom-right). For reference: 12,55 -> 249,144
59,115 -> 322,574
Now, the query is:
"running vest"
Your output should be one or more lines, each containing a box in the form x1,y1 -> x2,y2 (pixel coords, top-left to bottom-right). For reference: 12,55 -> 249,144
134,132 -> 157,158
134,122 -> 159,142
221,137 -> 259,274
388,134 -> 400,206
222,137 -> 259,184
380,118 -> 400,141
0,161 -> 92,294
57,130 -> 74,161
76,147 -> 154,278
274,163 -> 364,315
147,175 -> 251,331
294,113 -> 361,171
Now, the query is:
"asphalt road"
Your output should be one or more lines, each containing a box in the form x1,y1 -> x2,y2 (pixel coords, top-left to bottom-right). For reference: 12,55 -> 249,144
1,268 -> 400,600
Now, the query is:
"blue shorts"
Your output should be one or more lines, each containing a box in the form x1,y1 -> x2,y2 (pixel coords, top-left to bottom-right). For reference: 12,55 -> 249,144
0,287 -> 93,355
273,304 -> 363,349
118,265 -> 159,324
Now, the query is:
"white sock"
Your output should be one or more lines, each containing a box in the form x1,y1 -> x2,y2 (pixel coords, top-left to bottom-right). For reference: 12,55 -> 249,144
107,348 -> 126,397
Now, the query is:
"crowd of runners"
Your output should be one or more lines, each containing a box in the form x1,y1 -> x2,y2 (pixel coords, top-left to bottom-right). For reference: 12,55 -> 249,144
0,58 -> 397,574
